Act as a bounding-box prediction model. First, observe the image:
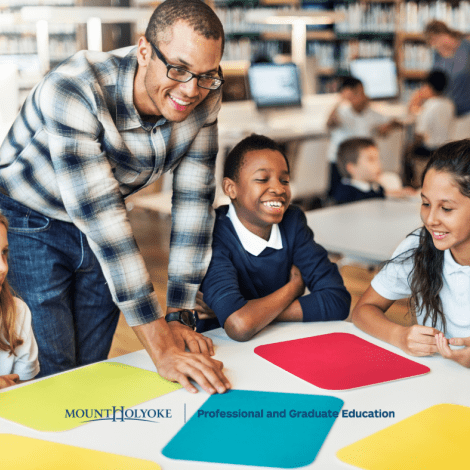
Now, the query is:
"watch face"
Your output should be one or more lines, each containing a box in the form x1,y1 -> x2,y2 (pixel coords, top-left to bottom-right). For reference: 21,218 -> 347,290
180,310 -> 196,328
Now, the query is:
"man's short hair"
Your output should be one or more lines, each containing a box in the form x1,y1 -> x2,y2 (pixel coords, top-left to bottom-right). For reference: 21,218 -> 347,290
426,70 -> 448,94
145,0 -> 224,54
337,137 -> 376,178
339,76 -> 363,92
224,134 -> 289,182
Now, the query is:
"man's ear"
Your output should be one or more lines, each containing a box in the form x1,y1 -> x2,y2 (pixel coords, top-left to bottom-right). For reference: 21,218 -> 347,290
223,177 -> 237,200
136,36 -> 152,67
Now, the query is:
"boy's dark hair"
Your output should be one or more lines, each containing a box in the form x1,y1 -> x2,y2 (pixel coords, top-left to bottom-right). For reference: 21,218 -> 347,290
426,70 -> 448,94
224,134 -> 290,182
145,0 -> 224,54
336,137 -> 377,178
339,76 -> 363,92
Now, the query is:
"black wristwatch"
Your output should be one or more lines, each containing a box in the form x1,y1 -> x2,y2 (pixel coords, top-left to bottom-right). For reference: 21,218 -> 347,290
165,309 -> 197,330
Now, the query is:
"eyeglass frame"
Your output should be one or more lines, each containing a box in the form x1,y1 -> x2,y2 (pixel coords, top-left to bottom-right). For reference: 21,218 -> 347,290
149,40 -> 224,90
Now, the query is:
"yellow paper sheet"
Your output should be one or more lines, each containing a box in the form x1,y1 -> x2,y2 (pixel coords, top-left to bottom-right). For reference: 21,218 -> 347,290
0,362 -> 181,432
0,434 -> 160,469
337,404 -> 470,470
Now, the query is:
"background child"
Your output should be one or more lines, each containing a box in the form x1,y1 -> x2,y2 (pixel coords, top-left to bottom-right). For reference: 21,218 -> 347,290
333,137 -> 415,204
405,70 -> 455,187
352,139 -> 470,368
326,76 -> 401,195
198,134 -> 350,341
0,213 -> 39,388
333,138 -> 385,204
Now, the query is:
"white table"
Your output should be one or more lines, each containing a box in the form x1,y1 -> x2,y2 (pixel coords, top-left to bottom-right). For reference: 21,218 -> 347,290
306,198 -> 423,264
1,321 -> 468,469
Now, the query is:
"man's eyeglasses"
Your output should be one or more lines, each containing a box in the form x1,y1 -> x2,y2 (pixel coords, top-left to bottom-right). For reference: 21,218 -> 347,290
150,41 -> 224,91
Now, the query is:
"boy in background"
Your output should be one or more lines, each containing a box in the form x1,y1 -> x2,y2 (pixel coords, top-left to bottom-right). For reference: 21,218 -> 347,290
327,77 -> 401,196
197,134 -> 350,341
333,138 -> 415,204
405,70 -> 455,187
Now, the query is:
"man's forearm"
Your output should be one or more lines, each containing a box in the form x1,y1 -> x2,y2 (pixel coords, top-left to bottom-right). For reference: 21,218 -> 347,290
132,317 -> 180,364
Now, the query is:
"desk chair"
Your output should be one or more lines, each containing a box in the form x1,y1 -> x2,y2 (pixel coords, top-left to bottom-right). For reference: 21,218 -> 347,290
289,137 -> 330,209
376,127 -> 406,175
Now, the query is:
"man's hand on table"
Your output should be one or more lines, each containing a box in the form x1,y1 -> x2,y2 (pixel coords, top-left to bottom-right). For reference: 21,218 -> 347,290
167,319 -> 214,355
132,316 -> 231,395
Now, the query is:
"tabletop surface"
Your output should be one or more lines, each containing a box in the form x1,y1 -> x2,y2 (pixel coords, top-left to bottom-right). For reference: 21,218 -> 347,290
1,320 -> 468,469
306,198 -> 423,264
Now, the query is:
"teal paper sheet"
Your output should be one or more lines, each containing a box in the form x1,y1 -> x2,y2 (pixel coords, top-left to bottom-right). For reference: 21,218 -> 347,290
162,389 -> 343,468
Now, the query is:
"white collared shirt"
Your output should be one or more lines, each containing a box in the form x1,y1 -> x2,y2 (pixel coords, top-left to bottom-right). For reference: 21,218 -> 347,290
342,178 -> 382,193
227,203 -> 283,257
327,102 -> 389,162
371,232 -> 470,339
0,298 -> 40,379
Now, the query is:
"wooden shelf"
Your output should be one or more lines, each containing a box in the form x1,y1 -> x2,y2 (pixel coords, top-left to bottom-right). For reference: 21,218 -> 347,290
400,69 -> 427,80
261,30 -> 336,42
220,59 -> 250,76
396,32 -> 426,42
259,0 -> 300,5
317,67 -> 336,76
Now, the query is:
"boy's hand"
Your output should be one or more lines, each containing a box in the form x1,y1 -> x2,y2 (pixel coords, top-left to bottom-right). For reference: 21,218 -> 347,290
436,333 -> 470,368
326,104 -> 342,128
289,265 -> 305,298
376,120 -> 402,137
0,374 -> 20,389
194,291 -> 216,320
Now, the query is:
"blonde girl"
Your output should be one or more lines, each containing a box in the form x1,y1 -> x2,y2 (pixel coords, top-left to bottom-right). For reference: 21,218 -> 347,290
0,213 -> 39,388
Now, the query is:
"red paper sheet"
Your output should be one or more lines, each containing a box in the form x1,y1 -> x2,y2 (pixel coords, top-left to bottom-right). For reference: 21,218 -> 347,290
254,332 -> 430,390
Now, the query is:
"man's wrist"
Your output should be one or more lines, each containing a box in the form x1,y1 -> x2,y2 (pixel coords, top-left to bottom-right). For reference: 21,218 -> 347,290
165,309 -> 198,330
131,318 -> 180,365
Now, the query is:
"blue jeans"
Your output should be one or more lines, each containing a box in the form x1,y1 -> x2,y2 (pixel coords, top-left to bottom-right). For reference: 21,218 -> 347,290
0,193 -> 120,377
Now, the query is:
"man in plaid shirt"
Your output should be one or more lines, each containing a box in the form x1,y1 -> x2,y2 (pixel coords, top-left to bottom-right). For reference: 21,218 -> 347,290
0,0 -> 230,394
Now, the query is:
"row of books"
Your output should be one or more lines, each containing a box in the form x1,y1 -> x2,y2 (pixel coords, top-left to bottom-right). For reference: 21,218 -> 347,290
334,3 -> 395,34
0,0 -> 73,5
222,38 -> 282,62
398,1 -> 470,33
308,41 -> 394,71
402,44 -> 433,71
0,35 -> 76,59
0,22 -> 76,35
215,7 -> 290,35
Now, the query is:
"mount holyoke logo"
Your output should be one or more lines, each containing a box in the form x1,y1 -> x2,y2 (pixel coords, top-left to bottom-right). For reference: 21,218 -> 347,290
65,406 -> 172,423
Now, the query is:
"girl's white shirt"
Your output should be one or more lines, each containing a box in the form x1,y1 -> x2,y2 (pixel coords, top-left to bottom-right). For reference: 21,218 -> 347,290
372,231 -> 470,339
0,297 -> 40,379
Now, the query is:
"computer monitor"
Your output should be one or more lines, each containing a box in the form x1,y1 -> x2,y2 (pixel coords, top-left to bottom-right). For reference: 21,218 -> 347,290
247,62 -> 302,109
349,57 -> 399,100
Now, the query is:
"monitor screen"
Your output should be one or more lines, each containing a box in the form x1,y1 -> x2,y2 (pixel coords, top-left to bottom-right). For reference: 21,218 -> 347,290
349,58 -> 399,100
247,63 -> 302,109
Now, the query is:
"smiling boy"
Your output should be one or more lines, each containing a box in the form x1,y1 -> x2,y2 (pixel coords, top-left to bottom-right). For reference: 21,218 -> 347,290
198,134 -> 350,341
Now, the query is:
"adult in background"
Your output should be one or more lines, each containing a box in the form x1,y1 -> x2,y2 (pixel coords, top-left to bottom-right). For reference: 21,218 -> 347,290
409,20 -> 470,117
0,0 -> 230,394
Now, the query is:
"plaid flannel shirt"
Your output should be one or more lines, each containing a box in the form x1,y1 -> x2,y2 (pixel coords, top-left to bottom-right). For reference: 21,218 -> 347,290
0,47 -> 220,326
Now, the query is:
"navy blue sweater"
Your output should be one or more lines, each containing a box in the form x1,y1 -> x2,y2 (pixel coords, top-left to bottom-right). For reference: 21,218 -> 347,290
199,205 -> 350,332
332,181 -> 385,205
